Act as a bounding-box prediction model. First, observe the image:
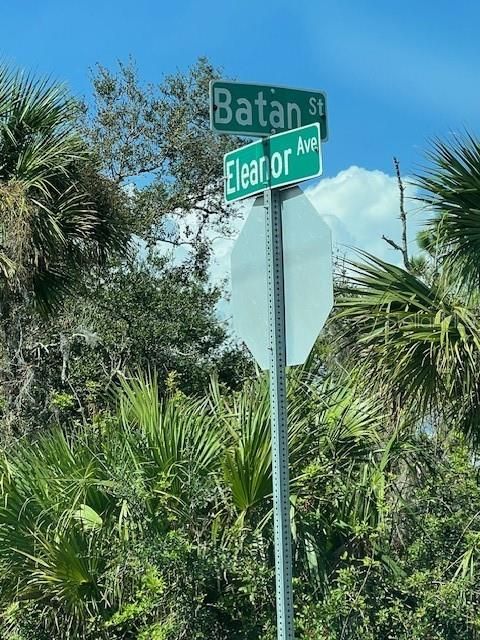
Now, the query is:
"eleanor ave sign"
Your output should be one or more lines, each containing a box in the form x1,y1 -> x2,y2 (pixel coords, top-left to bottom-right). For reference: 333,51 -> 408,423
224,123 -> 322,202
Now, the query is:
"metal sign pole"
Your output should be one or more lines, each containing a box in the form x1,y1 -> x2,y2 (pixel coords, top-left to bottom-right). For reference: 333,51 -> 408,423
265,186 -> 295,640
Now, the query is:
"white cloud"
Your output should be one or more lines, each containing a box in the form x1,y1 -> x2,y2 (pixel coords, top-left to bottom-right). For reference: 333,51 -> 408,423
151,167 -> 426,325
210,165 -> 424,298
304,165 -> 423,264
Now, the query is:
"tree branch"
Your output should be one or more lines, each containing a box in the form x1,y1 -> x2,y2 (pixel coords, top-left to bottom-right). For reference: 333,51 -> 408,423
394,157 -> 411,271
382,158 -> 411,271
382,234 -> 403,253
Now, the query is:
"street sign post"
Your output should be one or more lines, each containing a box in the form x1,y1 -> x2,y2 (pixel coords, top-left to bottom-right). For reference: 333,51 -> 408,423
265,187 -> 294,639
210,80 -> 328,140
231,188 -> 333,640
216,79 -> 332,640
224,123 -> 322,203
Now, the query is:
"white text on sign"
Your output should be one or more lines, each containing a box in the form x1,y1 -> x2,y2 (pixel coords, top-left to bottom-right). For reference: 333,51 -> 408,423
223,123 -> 322,203
214,88 -> 325,132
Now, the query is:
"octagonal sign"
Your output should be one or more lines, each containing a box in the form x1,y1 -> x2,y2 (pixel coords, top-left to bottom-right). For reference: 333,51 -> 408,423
231,186 -> 333,370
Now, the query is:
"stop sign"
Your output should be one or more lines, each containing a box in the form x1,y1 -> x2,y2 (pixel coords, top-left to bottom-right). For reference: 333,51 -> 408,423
231,186 -> 333,370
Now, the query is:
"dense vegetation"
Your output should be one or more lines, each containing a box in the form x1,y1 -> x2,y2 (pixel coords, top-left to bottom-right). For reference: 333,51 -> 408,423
1,58 -> 480,639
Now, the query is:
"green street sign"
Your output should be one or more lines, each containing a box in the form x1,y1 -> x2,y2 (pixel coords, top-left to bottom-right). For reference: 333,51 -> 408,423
224,123 -> 322,203
210,80 -> 328,140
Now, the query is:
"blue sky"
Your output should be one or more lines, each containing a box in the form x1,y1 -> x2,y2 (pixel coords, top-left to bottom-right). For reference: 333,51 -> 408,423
1,1 -> 478,270
2,0 -> 478,177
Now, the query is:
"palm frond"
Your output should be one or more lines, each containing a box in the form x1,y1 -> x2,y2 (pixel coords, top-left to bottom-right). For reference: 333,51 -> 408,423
0,65 -> 128,310
415,133 -> 480,291
117,372 -> 223,502
336,252 -> 480,430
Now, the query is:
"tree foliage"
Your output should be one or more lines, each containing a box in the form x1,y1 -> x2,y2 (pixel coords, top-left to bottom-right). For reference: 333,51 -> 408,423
0,61 -> 249,433
86,58 -> 242,264
3,56 -> 480,640
0,66 -> 128,311
416,134 -> 480,292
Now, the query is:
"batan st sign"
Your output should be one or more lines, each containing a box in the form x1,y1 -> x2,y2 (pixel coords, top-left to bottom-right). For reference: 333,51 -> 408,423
210,81 -> 328,140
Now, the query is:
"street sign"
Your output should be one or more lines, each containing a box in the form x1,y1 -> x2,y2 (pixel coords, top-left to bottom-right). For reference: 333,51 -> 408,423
210,80 -> 328,140
213,78 -> 332,640
230,186 -> 333,370
224,123 -> 322,203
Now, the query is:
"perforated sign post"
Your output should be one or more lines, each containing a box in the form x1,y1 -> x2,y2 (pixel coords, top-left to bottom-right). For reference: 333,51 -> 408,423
230,188 -> 333,640
265,184 -> 294,639
213,86 -> 332,640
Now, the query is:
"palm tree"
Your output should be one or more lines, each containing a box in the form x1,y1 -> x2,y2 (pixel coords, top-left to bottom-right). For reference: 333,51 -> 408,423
0,369 -> 410,637
417,134 -> 480,292
335,134 -> 480,443
0,66 -> 127,312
